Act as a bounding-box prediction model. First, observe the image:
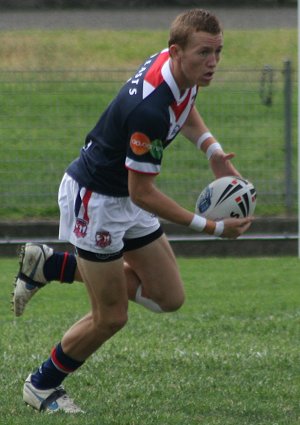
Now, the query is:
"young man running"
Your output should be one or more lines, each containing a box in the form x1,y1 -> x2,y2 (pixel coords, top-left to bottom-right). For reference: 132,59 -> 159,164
13,9 -> 252,413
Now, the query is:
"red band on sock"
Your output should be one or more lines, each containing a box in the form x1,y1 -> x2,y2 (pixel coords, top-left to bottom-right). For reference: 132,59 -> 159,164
59,252 -> 68,283
51,346 -> 74,374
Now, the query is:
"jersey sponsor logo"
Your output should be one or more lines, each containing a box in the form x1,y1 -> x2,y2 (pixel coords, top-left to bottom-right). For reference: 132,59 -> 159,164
130,132 -> 163,160
95,231 -> 112,248
150,139 -> 163,160
130,132 -> 151,155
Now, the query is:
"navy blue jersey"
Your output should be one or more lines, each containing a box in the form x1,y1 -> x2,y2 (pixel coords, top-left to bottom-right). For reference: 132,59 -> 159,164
67,49 -> 198,196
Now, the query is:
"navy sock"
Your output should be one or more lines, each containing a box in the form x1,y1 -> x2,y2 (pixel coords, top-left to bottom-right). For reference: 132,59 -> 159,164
43,252 -> 77,283
31,342 -> 84,390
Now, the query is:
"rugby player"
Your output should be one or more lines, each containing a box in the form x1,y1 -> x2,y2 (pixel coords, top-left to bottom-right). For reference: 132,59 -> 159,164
13,9 -> 252,413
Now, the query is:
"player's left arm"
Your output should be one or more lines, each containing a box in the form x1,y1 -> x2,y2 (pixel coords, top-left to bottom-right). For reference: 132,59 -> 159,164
181,106 -> 241,178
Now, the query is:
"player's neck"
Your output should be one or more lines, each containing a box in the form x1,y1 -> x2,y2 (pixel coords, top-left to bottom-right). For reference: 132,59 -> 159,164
169,58 -> 190,94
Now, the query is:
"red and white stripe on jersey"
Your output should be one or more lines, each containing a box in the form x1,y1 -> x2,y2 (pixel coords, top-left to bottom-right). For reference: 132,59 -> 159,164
160,58 -> 198,140
143,49 -> 197,141
125,157 -> 160,175
126,49 -> 197,176
142,48 -> 169,99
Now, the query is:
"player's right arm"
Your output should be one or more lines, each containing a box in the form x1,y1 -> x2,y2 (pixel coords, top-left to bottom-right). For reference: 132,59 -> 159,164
128,170 -> 252,239
181,106 -> 241,178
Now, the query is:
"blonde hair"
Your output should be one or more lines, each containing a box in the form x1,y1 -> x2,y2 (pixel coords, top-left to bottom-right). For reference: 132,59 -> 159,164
168,9 -> 222,49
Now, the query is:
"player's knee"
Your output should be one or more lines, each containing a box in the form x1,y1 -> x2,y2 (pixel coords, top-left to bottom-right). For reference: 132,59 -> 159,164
93,312 -> 128,337
161,292 -> 185,312
105,313 -> 128,334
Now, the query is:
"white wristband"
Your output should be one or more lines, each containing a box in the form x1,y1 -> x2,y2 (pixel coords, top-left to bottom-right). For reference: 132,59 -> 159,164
196,132 -> 213,149
189,214 -> 207,232
206,142 -> 223,160
214,220 -> 224,237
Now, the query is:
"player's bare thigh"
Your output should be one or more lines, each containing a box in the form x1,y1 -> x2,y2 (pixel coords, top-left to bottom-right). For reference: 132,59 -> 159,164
123,233 -> 185,311
77,256 -> 128,318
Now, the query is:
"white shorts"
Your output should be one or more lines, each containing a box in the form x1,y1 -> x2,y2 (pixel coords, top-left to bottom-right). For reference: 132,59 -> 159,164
58,173 -> 161,258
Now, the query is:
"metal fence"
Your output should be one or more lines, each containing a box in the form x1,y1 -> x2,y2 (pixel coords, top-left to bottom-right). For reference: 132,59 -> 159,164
0,62 -> 296,219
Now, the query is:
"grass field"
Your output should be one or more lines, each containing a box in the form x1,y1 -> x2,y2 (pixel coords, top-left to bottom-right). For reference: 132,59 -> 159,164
1,75 -> 294,217
0,28 -> 297,219
1,256 -> 299,425
0,29 -> 296,70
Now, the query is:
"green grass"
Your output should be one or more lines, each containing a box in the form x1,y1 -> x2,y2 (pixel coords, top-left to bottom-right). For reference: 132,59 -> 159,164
0,28 -> 297,218
1,257 -> 299,424
1,76 -> 294,217
0,29 -> 296,70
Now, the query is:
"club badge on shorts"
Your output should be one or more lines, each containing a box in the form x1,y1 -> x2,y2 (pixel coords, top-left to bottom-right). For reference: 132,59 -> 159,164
95,231 -> 112,248
74,218 -> 88,238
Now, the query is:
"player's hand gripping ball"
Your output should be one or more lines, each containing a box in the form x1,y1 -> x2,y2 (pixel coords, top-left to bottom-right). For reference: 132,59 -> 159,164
195,176 -> 256,220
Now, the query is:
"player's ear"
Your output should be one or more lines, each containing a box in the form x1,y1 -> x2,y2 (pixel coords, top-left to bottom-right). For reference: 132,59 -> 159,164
169,44 -> 182,60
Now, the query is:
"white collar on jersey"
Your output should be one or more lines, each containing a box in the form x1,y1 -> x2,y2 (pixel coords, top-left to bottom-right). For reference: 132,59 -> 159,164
162,58 -> 190,103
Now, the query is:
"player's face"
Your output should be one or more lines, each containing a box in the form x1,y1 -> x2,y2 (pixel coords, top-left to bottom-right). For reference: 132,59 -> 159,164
172,31 -> 223,89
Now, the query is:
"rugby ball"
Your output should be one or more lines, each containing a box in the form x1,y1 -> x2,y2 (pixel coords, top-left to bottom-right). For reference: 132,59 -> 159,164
195,176 -> 256,220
